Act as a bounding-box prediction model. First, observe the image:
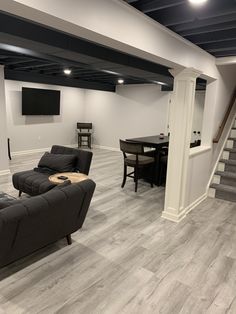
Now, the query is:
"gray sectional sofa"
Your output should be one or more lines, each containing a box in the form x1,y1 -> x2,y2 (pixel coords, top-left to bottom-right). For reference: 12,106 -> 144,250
13,145 -> 93,196
0,179 -> 95,268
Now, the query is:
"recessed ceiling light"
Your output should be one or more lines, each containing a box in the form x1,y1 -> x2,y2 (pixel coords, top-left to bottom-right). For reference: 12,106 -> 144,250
64,69 -> 71,75
188,0 -> 208,5
118,79 -> 124,84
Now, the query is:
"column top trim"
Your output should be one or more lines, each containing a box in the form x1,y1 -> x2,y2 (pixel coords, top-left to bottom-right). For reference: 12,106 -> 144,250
169,67 -> 202,79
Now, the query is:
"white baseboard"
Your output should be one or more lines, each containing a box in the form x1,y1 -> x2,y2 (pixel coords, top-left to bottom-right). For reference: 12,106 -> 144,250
0,169 -> 11,176
161,192 -> 207,223
11,144 -> 78,157
93,144 -> 119,152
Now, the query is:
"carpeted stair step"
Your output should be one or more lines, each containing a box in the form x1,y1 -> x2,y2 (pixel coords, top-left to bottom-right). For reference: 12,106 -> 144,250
215,171 -> 236,187
210,183 -> 236,202
219,159 -> 236,172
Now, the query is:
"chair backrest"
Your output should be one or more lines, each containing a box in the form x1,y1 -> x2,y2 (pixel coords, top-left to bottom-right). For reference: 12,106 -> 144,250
119,139 -> 144,155
51,145 -> 93,175
77,122 -> 92,132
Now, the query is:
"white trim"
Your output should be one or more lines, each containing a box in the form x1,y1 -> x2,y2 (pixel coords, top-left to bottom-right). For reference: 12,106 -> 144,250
208,188 -> 216,198
162,193 -> 207,222
216,57 -> 236,66
0,169 -> 11,176
11,143 -> 78,157
207,105 -> 236,191
189,145 -> 211,157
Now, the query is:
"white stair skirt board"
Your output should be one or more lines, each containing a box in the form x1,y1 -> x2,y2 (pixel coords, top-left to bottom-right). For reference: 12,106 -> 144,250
208,188 -> 216,198
226,140 -> 234,149
213,174 -> 221,184
222,151 -> 230,160
218,162 -> 225,172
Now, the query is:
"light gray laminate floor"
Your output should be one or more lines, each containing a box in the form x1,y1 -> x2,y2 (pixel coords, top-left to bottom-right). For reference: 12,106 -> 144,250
0,148 -> 236,314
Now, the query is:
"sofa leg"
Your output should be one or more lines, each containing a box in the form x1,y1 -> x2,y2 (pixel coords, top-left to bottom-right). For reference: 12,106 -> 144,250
19,191 -> 22,197
66,234 -> 72,245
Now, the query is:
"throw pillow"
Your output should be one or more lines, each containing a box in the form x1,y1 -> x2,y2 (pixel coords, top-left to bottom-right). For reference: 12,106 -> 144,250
38,152 -> 76,172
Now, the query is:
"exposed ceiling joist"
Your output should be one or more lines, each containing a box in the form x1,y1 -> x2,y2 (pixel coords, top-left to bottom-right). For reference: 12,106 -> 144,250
133,0 -> 184,13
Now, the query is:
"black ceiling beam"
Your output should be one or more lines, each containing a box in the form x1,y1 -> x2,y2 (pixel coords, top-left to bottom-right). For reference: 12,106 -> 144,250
148,0 -> 236,27
200,39 -> 236,52
173,13 -> 236,32
0,12 -> 171,78
186,28 -> 236,45
212,49 -> 236,57
15,62 -> 57,70
5,58 -> 35,66
4,69 -> 115,92
133,0 -> 185,13
178,21 -> 236,36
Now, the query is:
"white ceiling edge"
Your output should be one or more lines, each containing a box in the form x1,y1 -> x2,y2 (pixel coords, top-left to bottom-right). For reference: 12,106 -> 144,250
216,57 -> 236,66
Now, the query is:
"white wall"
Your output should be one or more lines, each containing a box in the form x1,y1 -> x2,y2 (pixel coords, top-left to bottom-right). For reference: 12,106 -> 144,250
191,91 -> 205,143
5,80 -> 85,153
0,66 -> 9,173
84,84 -> 170,149
5,81 -> 170,153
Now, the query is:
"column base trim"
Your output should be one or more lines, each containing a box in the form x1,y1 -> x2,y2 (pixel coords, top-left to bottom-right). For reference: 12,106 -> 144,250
0,169 -> 11,176
162,193 -> 207,222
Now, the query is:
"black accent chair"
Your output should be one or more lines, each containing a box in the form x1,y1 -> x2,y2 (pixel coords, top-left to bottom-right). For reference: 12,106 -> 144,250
119,139 -> 155,192
0,179 -> 95,268
77,122 -> 92,149
12,145 -> 93,197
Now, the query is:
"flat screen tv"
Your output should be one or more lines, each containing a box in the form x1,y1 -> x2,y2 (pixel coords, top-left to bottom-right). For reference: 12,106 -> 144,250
22,87 -> 60,115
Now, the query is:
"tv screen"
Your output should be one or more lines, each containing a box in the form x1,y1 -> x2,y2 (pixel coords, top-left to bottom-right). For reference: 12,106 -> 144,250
22,87 -> 60,115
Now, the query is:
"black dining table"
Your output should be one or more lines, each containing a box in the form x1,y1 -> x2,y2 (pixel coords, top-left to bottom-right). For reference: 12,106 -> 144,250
126,135 -> 169,186
126,135 -> 169,149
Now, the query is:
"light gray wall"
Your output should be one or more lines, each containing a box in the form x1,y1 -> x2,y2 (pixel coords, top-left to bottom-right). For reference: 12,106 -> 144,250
5,80 -> 85,153
5,82 -> 171,153
84,84 -> 170,149
0,66 -> 9,172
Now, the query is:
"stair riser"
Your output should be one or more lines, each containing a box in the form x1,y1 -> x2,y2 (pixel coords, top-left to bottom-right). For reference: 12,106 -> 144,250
234,140 -> 236,148
231,129 -> 236,137
225,164 -> 236,173
221,177 -> 236,187
215,190 -> 236,203
229,152 -> 236,160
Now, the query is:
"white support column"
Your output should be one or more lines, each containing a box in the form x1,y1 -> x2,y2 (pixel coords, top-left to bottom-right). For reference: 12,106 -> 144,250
0,65 -> 10,175
162,68 -> 201,222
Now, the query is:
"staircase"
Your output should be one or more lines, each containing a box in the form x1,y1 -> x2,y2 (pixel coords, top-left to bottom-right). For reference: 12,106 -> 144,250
209,118 -> 236,202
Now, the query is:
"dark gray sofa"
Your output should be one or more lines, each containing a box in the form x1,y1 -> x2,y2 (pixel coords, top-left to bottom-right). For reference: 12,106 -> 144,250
12,145 -> 93,196
0,179 -> 95,268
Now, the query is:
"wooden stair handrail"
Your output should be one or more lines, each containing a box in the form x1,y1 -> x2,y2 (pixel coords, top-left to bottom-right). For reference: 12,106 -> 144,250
213,87 -> 236,143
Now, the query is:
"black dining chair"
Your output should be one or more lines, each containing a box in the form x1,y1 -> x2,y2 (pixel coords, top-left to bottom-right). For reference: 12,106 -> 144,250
77,122 -> 92,149
119,139 -> 155,192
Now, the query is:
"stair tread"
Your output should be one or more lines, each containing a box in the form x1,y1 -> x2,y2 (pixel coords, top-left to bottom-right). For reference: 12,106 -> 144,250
220,159 -> 236,165
224,148 -> 236,152
228,137 -> 236,141
215,171 -> 236,178
210,183 -> 236,193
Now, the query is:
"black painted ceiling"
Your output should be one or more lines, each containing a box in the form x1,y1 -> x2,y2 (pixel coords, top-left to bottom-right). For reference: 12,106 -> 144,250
0,11 -> 206,91
125,0 -> 236,58
0,12 -> 174,91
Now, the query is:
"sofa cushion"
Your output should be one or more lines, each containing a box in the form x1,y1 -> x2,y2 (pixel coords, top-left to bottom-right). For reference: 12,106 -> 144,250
12,170 -> 57,196
0,193 -> 19,210
38,152 -> 76,173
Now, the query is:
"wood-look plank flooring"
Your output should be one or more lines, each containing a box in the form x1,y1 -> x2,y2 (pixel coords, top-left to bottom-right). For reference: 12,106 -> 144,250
0,148 -> 236,314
